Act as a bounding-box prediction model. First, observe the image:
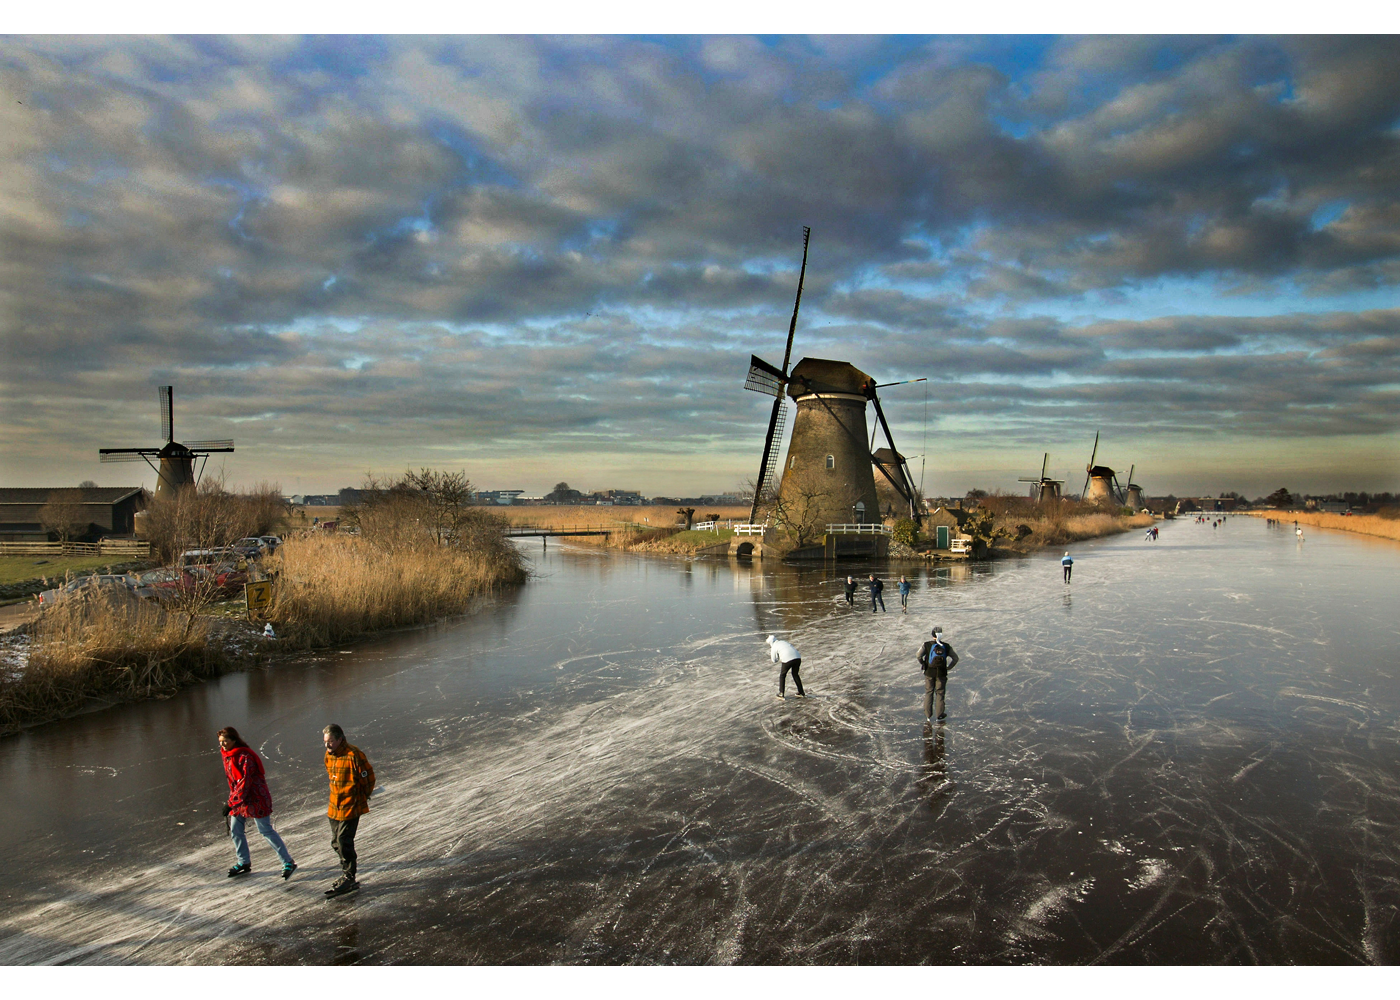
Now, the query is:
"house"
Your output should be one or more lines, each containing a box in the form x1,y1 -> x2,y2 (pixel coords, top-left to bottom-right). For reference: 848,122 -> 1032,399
0,487 -> 148,541
922,506 -> 967,550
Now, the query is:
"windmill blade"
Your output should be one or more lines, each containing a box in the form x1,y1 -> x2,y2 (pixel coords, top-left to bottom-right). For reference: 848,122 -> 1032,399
99,452 -> 151,463
187,440 -> 235,451
874,377 -> 927,388
1041,452 -> 1049,480
159,385 -> 173,443
1127,464 -> 1135,487
778,226 -> 811,375
1082,431 -> 1099,497
867,387 -> 922,522
748,396 -> 788,522
743,355 -> 787,397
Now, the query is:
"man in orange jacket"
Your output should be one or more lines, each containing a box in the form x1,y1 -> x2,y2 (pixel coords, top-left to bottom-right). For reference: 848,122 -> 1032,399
322,723 -> 375,897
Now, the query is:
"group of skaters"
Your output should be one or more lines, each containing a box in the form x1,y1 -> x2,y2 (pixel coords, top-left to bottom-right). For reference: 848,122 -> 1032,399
216,722 -> 375,897
841,573 -> 913,613
1264,517 -> 1306,539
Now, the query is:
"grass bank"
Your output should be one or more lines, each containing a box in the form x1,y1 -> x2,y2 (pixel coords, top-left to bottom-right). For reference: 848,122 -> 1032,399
268,531 -> 528,647
498,505 -> 750,556
0,587 -> 229,734
1243,509 -> 1400,542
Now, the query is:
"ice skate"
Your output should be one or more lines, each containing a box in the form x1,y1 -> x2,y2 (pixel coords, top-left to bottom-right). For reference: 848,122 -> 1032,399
227,863 -> 251,879
325,875 -> 360,897
281,863 -> 298,880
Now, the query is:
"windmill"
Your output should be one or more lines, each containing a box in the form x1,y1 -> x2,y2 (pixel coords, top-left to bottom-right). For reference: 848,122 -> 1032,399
1018,453 -> 1065,503
99,386 -> 234,500
1079,431 -> 1123,506
1123,465 -> 1144,508
743,230 -> 925,529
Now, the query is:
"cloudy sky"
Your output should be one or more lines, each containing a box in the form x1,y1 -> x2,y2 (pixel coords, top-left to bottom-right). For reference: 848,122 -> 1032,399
3,29 -> 1399,498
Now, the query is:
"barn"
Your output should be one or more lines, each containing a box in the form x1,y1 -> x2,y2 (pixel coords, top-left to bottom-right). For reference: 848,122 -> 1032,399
0,487 -> 148,542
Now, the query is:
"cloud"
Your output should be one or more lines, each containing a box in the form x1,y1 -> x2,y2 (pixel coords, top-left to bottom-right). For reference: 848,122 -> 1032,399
2,35 -> 1398,493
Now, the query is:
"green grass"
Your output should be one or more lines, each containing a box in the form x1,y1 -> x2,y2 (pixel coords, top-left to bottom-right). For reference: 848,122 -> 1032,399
667,528 -> 735,545
0,554 -> 143,586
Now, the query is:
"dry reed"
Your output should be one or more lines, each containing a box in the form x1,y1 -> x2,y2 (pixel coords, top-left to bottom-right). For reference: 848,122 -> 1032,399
1244,510 -> 1400,542
1,586 -> 217,733
268,532 -> 527,647
1000,511 -> 1155,551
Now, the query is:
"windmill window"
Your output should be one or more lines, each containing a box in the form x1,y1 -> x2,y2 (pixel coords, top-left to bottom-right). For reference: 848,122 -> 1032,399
825,454 -> 835,470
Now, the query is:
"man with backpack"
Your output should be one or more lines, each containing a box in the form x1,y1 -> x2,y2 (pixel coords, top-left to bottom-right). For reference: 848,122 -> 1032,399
1061,551 -> 1073,583
917,627 -> 960,722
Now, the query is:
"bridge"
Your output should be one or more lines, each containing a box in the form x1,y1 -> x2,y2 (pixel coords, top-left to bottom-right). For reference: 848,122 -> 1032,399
501,524 -> 615,539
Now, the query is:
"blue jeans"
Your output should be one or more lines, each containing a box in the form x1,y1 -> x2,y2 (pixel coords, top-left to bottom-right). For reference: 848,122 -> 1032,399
230,815 -> 294,868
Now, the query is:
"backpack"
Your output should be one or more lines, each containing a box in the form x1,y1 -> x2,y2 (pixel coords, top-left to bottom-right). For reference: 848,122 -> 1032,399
918,639 -> 948,674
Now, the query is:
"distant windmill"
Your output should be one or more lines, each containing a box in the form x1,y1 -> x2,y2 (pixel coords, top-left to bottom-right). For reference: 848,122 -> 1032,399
99,386 -> 234,500
1080,431 -> 1123,506
1123,465 -> 1144,508
1018,453 -> 1065,503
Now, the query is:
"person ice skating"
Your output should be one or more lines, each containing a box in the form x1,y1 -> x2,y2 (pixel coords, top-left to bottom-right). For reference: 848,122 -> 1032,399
869,574 -> 886,613
218,727 -> 296,880
322,723 -> 375,897
767,635 -> 804,700
898,575 -> 911,613
844,575 -> 857,607
917,627 -> 959,722
1061,552 -> 1073,583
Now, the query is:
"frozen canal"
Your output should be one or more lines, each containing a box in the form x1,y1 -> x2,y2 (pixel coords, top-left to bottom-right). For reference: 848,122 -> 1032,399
2,517 -> 1399,964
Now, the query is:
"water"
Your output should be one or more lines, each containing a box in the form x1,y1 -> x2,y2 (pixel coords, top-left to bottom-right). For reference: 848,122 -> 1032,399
2,518 -> 1399,964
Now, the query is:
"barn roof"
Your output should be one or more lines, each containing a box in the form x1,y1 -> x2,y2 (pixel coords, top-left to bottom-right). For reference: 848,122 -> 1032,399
0,487 -> 145,506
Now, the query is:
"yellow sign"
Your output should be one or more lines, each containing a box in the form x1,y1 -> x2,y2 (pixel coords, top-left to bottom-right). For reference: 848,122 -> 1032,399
244,580 -> 274,616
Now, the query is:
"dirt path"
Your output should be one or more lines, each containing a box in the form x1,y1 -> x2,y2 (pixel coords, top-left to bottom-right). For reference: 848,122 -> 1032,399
0,601 -> 38,634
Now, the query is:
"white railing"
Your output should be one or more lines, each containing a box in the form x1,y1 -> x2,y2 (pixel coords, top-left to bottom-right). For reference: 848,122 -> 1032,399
733,523 -> 768,536
825,523 -> 892,535
692,521 -> 717,532
950,536 -> 972,553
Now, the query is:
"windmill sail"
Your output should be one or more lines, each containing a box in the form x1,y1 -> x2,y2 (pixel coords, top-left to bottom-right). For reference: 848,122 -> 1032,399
747,226 -> 811,523
744,355 -> 786,397
1082,431 -> 1099,497
159,385 -> 173,443
186,439 -> 235,451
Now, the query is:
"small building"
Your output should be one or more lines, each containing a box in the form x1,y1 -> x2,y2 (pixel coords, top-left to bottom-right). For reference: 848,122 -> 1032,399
0,487 -> 148,541
922,506 -> 967,550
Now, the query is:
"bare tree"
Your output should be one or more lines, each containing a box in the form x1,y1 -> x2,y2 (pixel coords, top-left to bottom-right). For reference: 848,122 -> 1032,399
676,507 -> 696,529
38,489 -> 90,542
759,470 -> 860,548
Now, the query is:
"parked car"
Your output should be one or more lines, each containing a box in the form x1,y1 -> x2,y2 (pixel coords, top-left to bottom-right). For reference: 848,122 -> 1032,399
179,548 -> 242,570
258,535 -> 282,553
132,567 -> 200,603
36,574 -> 139,607
232,537 -> 269,560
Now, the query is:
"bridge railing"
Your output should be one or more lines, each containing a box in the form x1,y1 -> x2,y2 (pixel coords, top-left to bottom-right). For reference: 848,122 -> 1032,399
825,523 -> 892,535
732,523 -> 769,536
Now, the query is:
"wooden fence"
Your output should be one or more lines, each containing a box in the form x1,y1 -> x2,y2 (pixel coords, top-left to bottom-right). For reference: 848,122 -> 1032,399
0,540 -> 151,558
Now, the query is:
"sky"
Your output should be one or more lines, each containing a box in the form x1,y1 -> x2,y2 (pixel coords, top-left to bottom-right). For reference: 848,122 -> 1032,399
3,23 -> 1399,499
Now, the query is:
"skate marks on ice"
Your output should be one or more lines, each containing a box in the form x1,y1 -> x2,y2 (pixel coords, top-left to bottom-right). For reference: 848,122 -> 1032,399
5,523 -> 1400,962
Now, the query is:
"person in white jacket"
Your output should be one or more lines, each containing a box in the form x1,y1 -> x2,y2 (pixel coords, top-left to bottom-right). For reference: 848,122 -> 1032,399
767,635 -> 805,700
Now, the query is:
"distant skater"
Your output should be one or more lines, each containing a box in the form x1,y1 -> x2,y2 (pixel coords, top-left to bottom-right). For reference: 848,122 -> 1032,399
918,626 -> 960,722
898,575 -> 911,613
844,575 -> 857,607
1061,552 -> 1073,583
323,723 -> 376,898
1296,527 -> 1304,540
869,574 -> 886,613
768,635 -> 804,700
218,727 -> 296,880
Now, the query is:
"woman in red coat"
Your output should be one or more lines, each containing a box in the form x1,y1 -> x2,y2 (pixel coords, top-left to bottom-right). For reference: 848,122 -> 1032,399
219,726 -> 297,879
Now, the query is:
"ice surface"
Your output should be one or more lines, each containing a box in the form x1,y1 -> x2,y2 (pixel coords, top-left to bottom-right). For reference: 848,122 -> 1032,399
2,519 -> 1399,963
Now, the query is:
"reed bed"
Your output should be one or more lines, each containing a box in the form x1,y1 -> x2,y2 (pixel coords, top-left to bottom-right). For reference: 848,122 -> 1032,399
268,532 -> 527,647
1244,509 -> 1400,542
1,587 -> 217,733
1000,511 -> 1155,551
